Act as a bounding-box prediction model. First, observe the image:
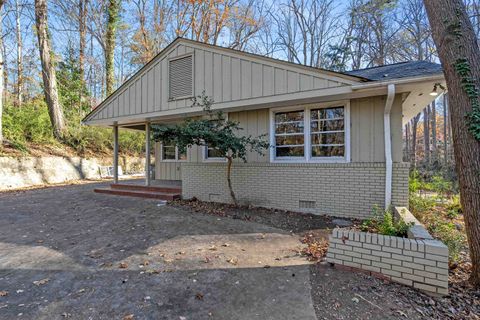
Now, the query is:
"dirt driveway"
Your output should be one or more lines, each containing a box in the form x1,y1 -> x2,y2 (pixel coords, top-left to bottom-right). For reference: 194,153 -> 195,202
0,181 -> 439,320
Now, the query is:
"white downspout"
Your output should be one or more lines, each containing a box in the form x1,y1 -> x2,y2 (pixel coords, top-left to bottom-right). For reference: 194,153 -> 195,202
384,84 -> 395,210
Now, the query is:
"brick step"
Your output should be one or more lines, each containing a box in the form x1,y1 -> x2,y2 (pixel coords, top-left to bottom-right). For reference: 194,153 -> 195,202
94,187 -> 181,200
110,183 -> 181,194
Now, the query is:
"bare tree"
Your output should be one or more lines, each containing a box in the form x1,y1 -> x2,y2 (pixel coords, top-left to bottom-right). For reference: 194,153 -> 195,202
79,0 -> 88,98
424,105 -> 430,164
35,0 -> 66,139
431,99 -> 437,162
15,0 -> 23,106
423,0 -> 480,286
0,0 -> 5,145
105,0 -> 120,96
411,113 -> 421,168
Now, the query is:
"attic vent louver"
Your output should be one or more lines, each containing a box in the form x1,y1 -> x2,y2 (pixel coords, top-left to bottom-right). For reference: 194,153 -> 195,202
169,55 -> 193,99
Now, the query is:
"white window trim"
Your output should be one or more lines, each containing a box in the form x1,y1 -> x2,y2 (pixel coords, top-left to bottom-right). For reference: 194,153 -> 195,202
159,143 -> 188,162
202,145 -> 228,162
269,101 -> 351,163
168,53 -> 195,101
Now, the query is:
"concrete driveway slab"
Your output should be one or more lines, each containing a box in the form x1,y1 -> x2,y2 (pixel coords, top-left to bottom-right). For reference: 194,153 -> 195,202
0,182 -> 316,320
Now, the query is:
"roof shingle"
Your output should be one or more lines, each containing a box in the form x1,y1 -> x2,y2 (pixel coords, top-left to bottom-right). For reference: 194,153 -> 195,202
345,61 -> 443,81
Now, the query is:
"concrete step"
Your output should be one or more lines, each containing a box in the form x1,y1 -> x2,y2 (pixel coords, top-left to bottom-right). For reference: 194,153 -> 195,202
94,187 -> 181,200
110,183 -> 181,194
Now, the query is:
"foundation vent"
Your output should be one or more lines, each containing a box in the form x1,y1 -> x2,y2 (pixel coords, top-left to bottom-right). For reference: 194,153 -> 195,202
299,200 -> 316,209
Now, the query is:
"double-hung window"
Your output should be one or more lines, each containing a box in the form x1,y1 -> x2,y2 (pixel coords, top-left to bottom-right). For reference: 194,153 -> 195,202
274,110 -> 305,158
271,104 -> 348,162
310,107 -> 345,158
161,144 -> 186,161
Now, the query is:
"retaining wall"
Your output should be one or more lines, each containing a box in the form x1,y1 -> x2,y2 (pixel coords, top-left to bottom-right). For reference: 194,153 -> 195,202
326,207 -> 449,296
0,156 -> 145,190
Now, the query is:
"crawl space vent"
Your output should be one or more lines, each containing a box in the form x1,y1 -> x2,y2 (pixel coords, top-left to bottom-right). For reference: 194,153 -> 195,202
299,200 -> 316,209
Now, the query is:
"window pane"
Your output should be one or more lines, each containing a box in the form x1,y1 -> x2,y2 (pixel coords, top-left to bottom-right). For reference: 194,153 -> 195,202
275,122 -> 304,134
207,147 -> 224,158
275,111 -> 304,123
311,119 -> 344,132
311,107 -> 344,120
276,146 -> 304,157
275,134 -> 304,146
162,146 -> 176,160
312,146 -> 344,157
311,132 -> 345,145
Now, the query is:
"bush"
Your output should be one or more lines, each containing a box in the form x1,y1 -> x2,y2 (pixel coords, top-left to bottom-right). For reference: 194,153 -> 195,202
427,217 -> 466,264
361,206 -> 413,237
3,99 -> 58,150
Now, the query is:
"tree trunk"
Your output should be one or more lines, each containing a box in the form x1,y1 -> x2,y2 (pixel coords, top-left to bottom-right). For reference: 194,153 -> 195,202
431,100 -> 437,162
15,0 -> 23,106
0,0 -> 4,145
424,0 -> 480,286
411,113 -> 421,169
424,105 -> 430,164
226,156 -> 238,205
105,0 -> 120,96
405,123 -> 410,161
35,0 -> 66,139
443,93 -> 448,165
79,0 -> 88,102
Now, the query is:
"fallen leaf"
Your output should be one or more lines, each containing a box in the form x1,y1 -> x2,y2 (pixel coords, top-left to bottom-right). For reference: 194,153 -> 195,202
208,245 -> 217,251
226,258 -> 238,265
100,262 -> 113,268
141,260 -> 149,266
33,278 -> 49,286
221,243 -> 230,247
146,269 -> 160,274
0,291 -> 8,297
123,314 -> 134,320
119,262 -> 128,269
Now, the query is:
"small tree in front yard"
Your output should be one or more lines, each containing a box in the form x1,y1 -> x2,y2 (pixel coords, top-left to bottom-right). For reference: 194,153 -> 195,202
152,94 -> 269,205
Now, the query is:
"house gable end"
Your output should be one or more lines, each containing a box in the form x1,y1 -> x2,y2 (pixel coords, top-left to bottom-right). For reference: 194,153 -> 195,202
83,38 -> 362,124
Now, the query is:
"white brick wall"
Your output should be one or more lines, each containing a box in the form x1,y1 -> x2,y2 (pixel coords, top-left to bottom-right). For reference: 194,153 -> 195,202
182,162 -> 409,219
326,228 -> 449,296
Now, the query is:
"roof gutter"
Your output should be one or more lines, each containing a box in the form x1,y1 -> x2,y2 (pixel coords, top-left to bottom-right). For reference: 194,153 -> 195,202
351,74 -> 445,90
384,84 -> 395,210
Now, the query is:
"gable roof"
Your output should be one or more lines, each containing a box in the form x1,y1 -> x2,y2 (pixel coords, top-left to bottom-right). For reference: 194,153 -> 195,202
345,61 -> 443,81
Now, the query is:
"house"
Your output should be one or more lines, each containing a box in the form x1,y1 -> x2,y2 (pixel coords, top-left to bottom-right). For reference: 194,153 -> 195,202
82,38 -> 445,219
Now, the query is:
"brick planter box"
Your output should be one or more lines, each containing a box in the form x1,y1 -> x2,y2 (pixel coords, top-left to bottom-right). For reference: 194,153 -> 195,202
326,207 -> 449,296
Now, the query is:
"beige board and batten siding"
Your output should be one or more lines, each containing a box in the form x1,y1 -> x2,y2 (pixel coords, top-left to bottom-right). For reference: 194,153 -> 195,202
85,39 -> 355,124
155,109 -> 270,179
155,95 -> 403,179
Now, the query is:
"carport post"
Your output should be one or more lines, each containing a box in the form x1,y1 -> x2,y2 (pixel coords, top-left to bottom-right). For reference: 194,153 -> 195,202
145,121 -> 151,186
113,123 -> 119,184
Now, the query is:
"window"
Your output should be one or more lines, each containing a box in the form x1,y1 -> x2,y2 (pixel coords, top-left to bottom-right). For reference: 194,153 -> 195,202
205,145 -> 225,160
161,144 -> 187,161
274,110 -> 305,158
169,55 -> 193,99
310,107 -> 345,158
271,104 -> 348,162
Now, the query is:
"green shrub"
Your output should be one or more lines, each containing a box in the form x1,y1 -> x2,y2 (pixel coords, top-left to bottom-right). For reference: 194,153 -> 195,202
3,99 -> 58,149
446,195 -> 462,219
427,217 -> 466,263
361,206 -> 413,237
